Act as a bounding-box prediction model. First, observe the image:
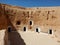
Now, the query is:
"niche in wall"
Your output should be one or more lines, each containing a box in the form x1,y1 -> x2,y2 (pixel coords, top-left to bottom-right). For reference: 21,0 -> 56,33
23,27 -> 26,31
30,20 -> 33,26
36,28 -> 38,32
48,29 -> 53,34
16,21 -> 21,25
35,27 -> 41,33
7,26 -> 12,32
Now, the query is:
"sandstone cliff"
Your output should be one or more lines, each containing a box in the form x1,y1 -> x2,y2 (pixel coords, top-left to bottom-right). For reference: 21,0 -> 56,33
0,3 -> 60,33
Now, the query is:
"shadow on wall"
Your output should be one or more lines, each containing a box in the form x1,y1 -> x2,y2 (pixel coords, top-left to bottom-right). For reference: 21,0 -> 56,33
4,28 -> 26,45
4,30 -> 8,45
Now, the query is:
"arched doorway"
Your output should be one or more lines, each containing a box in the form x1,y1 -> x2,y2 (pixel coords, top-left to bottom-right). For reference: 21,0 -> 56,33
29,20 -> 33,26
30,21 -> 32,25
36,28 -> 38,32
7,26 -> 12,32
35,27 -> 41,33
23,27 -> 26,31
48,29 -> 53,34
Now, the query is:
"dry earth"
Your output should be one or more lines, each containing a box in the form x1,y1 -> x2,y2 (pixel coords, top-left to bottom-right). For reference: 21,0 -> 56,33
0,30 -> 60,45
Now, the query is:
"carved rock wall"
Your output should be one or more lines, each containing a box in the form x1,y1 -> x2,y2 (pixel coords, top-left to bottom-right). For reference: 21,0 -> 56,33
0,3 -> 60,33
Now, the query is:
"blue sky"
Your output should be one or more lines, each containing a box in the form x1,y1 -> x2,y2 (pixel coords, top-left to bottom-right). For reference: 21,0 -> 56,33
0,0 -> 60,7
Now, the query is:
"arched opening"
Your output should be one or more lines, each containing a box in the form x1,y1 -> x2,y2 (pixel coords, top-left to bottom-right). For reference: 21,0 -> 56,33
23,27 -> 26,31
36,28 -> 38,32
49,29 -> 52,34
35,27 -> 41,33
30,21 -> 32,25
7,26 -> 12,32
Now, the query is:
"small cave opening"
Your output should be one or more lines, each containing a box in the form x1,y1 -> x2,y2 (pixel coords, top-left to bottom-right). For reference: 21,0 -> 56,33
7,26 -> 12,32
23,27 -> 26,31
16,21 -> 21,25
36,28 -> 38,32
49,29 -> 52,34
30,21 -> 32,25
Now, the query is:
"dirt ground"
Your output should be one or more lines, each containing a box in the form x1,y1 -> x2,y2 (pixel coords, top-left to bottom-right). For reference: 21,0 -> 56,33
0,30 -> 60,45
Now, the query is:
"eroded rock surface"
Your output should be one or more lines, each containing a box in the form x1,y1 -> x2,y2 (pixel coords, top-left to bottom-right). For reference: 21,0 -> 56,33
0,3 -> 60,43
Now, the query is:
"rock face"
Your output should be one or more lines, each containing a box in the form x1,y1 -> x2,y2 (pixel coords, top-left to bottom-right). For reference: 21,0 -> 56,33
0,3 -> 60,43
0,3 -> 60,34
0,3 -> 8,30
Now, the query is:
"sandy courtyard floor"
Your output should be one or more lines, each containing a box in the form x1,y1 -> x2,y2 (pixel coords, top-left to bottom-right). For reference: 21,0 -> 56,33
0,30 -> 60,45
0,30 -> 5,45
18,30 -> 59,45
